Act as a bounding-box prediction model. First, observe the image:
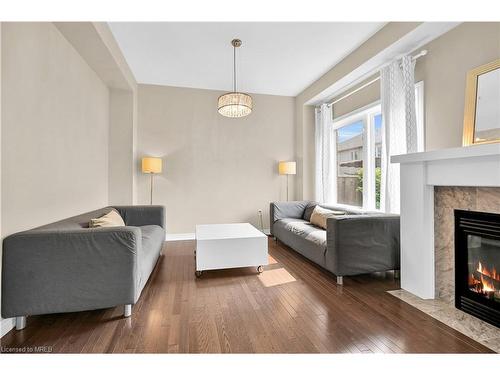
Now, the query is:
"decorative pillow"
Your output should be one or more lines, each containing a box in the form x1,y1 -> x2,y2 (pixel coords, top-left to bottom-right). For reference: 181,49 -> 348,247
309,206 -> 345,229
303,202 -> 318,222
89,209 -> 125,228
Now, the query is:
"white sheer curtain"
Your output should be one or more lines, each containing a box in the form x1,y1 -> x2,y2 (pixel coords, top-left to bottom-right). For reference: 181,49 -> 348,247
380,55 -> 417,214
315,103 -> 336,203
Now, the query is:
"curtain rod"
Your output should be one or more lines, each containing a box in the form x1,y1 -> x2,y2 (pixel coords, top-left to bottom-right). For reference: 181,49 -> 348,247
327,50 -> 428,107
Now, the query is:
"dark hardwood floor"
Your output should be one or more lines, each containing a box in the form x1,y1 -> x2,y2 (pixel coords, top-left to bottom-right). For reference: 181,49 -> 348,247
0,238 -> 493,353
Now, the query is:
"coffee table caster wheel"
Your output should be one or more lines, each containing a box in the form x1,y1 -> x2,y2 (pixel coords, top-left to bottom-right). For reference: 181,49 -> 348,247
257,266 -> 264,274
195,271 -> 202,278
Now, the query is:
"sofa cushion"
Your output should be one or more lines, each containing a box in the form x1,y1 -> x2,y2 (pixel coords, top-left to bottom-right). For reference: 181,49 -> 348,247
319,203 -> 377,215
273,218 -> 327,266
276,218 -> 326,248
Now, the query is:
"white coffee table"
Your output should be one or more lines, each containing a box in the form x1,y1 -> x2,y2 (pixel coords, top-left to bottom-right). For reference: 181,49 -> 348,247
195,223 -> 268,277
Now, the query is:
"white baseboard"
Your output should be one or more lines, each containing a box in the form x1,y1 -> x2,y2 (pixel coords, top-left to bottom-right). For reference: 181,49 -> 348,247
165,228 -> 271,241
0,317 -> 15,338
165,233 -> 195,241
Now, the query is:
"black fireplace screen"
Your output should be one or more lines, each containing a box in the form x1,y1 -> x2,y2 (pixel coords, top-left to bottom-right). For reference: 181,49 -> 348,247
455,210 -> 500,328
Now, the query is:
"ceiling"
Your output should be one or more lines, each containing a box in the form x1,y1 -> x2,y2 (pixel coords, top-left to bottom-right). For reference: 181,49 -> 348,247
108,22 -> 385,96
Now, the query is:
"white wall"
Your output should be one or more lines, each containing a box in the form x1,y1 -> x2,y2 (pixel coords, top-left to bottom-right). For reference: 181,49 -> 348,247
295,22 -> 500,200
294,23 -> 422,200
0,23 -> 110,332
1,23 -> 110,236
0,22 -> 8,337
109,89 -> 135,204
137,84 -> 295,233
414,22 -> 500,150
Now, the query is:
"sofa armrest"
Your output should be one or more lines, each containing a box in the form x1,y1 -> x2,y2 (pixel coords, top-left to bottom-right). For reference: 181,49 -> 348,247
326,214 -> 400,276
1,226 -> 141,318
269,201 -> 312,235
113,205 -> 165,228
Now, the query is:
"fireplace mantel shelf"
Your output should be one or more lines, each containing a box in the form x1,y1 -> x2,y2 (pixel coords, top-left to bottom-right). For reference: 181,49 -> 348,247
392,143 -> 500,164
391,143 -> 500,300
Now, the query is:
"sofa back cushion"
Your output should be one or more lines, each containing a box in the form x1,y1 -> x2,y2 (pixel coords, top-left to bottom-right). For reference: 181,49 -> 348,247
33,207 -> 114,231
271,201 -> 311,223
310,206 -> 346,229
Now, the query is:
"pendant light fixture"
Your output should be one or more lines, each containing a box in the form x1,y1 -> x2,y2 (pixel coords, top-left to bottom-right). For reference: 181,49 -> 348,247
217,39 -> 253,118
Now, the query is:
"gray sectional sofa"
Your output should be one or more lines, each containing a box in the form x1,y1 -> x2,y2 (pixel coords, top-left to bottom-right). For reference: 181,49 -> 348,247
1,205 -> 165,330
270,201 -> 400,284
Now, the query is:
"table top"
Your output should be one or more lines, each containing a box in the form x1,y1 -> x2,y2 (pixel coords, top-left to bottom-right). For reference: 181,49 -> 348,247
195,223 -> 266,241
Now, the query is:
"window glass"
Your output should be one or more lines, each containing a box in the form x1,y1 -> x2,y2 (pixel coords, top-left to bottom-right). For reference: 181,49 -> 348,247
374,114 -> 382,209
336,120 -> 364,207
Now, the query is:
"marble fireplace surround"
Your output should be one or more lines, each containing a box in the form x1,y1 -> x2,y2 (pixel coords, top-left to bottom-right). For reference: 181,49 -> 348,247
392,143 -> 500,299
434,186 -> 500,303
391,144 -> 500,352
432,188 -> 500,352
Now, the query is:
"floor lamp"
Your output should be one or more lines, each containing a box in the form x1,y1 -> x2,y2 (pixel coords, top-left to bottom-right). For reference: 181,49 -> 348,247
142,157 -> 162,205
278,161 -> 296,201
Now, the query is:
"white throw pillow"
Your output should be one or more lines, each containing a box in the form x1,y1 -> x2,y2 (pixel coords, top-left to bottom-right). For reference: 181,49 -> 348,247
309,206 -> 345,229
89,209 -> 125,228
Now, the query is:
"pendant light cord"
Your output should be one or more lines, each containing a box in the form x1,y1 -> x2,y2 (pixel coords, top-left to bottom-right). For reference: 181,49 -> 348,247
233,44 -> 236,92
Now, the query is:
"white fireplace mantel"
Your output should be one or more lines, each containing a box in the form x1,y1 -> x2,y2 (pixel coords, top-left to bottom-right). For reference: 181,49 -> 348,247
391,143 -> 500,299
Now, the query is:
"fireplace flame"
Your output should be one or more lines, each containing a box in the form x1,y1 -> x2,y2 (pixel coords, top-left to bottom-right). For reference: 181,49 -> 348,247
477,261 -> 500,282
480,274 -> 495,292
469,261 -> 499,298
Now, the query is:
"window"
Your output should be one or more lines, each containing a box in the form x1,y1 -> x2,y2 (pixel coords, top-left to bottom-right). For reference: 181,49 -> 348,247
332,81 -> 424,210
334,105 -> 380,209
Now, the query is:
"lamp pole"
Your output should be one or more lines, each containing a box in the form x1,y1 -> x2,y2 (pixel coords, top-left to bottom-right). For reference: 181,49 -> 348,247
150,173 -> 154,205
286,174 -> 289,201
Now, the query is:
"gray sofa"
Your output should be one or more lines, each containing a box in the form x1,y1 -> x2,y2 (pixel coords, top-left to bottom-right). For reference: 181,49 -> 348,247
1,205 -> 165,330
270,201 -> 400,284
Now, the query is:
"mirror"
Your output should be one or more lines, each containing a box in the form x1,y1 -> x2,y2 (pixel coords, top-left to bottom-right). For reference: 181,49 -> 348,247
463,59 -> 500,146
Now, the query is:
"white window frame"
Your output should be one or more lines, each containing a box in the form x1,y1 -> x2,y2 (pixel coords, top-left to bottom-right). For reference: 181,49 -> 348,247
415,80 -> 425,152
331,81 -> 425,211
332,102 -> 381,211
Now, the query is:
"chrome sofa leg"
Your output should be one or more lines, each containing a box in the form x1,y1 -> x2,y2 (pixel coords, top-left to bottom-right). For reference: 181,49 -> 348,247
15,316 -> 26,330
124,304 -> 132,317
336,276 -> 343,285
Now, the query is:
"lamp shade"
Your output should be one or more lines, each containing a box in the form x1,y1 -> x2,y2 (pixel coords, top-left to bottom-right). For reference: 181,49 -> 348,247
278,161 -> 296,175
142,157 -> 162,174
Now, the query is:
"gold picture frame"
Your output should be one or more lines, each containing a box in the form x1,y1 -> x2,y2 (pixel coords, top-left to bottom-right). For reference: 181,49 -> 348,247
462,59 -> 500,146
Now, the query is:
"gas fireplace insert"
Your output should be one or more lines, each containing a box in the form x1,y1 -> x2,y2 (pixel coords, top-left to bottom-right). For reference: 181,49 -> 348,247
455,209 -> 500,328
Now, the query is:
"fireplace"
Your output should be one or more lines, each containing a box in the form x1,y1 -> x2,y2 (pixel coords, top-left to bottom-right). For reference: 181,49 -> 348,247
455,209 -> 500,327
